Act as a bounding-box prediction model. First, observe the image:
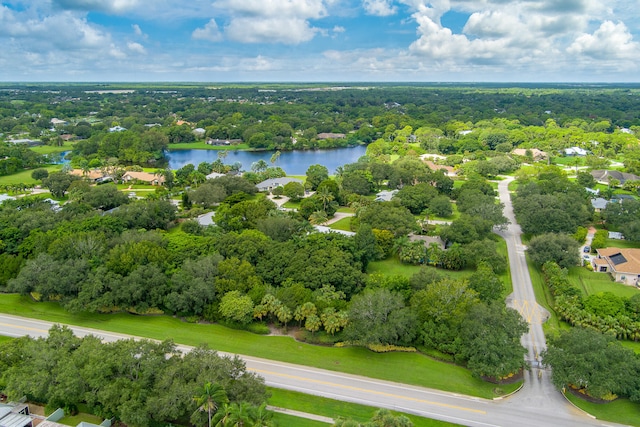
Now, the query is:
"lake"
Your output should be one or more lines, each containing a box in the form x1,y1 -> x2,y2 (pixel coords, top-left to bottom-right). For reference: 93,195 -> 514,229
167,145 -> 368,175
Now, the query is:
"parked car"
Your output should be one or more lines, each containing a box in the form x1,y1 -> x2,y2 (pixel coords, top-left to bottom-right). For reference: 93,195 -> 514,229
583,246 -> 591,253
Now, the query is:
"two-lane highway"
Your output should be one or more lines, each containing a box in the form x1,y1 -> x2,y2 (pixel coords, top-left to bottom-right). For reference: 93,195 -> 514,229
0,312 -> 626,427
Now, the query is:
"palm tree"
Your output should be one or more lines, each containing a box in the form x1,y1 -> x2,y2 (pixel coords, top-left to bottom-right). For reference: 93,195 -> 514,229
193,382 -> 229,427
213,402 -> 253,427
316,186 -> 334,212
250,403 -> 275,427
309,210 -> 328,225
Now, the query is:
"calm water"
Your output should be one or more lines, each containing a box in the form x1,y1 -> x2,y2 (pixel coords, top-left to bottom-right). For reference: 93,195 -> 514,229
167,145 -> 368,175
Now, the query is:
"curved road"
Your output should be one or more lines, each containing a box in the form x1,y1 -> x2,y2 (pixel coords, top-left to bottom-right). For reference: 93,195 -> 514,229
0,178 -> 630,426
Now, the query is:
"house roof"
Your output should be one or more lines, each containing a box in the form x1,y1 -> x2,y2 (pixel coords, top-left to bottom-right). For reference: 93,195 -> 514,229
596,248 -> 640,274
591,197 -> 609,210
206,172 -> 225,180
564,146 -> 589,156
590,170 -> 640,184
256,177 -> 303,190
511,148 -> 548,159
69,169 -> 106,181
375,190 -> 398,202
316,132 -> 345,139
423,160 -> 456,176
122,171 -> 165,184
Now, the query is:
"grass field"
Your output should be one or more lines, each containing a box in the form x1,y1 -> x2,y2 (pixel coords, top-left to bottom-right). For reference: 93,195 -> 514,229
168,142 -> 251,151
367,256 -> 473,280
57,413 -> 103,426
0,335 -> 14,345
329,217 -> 353,231
29,141 -> 75,155
0,165 -> 62,186
565,392 -> 640,426
567,267 -> 640,298
0,294 -> 517,399
268,388 -> 458,427
271,413 -> 327,427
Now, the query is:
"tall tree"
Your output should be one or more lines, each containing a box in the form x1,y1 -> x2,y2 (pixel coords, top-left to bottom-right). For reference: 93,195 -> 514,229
193,382 -> 229,427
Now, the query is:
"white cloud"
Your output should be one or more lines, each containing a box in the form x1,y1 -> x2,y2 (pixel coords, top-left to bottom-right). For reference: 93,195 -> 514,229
127,41 -> 146,54
363,0 -> 397,16
568,21 -> 639,59
225,17 -> 318,44
53,0 -> 140,14
192,19 -> 223,42
211,0 -> 329,44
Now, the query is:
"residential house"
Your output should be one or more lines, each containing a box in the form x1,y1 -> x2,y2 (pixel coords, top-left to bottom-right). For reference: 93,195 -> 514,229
0,402 -> 32,427
206,138 -> 242,146
593,247 -> 640,286
511,148 -> 548,161
375,190 -> 398,202
609,231 -> 624,240
192,128 -> 206,138
591,197 -> 609,212
591,170 -> 640,185
256,177 -> 303,192
121,171 -> 165,186
423,160 -> 456,177
317,132 -> 345,140
408,234 -> 445,250
69,169 -> 107,182
50,118 -> 68,126
563,146 -> 589,156
108,126 -> 126,133
205,172 -> 225,180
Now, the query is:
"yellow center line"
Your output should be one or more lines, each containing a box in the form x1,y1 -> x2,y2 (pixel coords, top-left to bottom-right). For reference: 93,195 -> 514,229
2,322 -> 486,416
0,322 -> 50,334
251,368 -> 486,415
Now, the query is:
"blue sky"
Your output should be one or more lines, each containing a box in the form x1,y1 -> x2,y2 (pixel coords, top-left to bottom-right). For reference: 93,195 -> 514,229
1,0 -> 639,82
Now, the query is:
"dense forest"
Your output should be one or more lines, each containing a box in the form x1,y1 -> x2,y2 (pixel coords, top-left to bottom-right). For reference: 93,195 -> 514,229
2,84 -> 640,422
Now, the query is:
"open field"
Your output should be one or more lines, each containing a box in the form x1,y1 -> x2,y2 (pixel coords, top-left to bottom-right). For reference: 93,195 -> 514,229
0,294 -> 518,399
29,141 -> 75,155
268,388 -> 458,427
0,165 -> 62,186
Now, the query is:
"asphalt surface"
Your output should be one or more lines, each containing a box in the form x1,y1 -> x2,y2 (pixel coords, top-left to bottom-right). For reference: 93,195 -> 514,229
0,177 -> 631,427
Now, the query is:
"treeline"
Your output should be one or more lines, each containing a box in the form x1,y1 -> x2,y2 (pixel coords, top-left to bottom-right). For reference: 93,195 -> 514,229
0,143 -> 45,176
543,261 -> 640,340
0,325 -> 268,427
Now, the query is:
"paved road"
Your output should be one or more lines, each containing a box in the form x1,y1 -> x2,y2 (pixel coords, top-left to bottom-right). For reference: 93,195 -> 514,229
0,311 -> 626,427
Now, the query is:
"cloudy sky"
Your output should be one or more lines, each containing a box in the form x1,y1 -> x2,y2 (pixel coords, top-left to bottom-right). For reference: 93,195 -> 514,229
1,0 -> 639,82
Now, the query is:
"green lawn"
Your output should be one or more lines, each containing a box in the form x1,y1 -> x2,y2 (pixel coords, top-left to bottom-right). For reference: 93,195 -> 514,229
565,393 -> 640,426
0,294 -> 516,399
283,201 -> 301,209
367,256 -> 472,280
29,141 -> 75,155
603,238 -> 640,249
272,413 -> 328,427
329,217 -> 353,231
57,413 -> 103,426
168,142 -> 250,151
268,388 -> 458,427
568,267 -> 640,298
0,335 -> 14,345
0,165 -> 62,186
